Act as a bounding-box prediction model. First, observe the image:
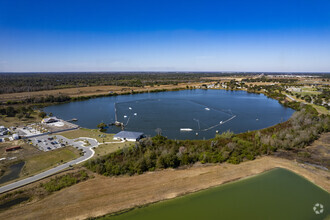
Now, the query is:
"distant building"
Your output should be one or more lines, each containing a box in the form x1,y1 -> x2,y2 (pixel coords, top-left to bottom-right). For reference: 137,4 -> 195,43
200,84 -> 207,89
5,146 -> 21,152
286,87 -> 302,92
42,117 -> 59,124
0,126 -> 8,136
12,134 -> 19,140
113,131 -> 144,142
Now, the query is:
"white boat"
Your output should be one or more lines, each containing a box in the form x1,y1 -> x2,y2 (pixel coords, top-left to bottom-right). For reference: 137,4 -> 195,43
124,115 -> 127,118
134,113 -> 137,116
220,121 -> 223,124
180,128 -> 193,131
129,107 -> 132,110
205,108 -> 210,111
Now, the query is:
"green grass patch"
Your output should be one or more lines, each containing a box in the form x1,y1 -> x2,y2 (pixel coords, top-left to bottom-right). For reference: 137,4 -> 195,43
22,147 -> 80,177
94,142 -> 130,157
41,170 -> 89,192
60,128 -> 117,143
312,105 -> 329,115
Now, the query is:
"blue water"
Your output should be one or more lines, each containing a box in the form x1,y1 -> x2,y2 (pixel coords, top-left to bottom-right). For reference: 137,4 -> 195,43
44,89 -> 294,139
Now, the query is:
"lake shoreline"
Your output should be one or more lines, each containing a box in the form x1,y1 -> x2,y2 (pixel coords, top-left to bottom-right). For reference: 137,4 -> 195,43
44,89 -> 294,139
95,156 -> 330,219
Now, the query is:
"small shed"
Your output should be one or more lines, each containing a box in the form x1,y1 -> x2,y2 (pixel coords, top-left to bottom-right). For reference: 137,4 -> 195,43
6,146 -> 21,152
113,131 -> 144,142
42,117 -> 59,124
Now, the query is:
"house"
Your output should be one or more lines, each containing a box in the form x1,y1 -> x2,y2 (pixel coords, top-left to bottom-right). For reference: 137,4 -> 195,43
42,117 -> 59,124
113,131 -> 144,142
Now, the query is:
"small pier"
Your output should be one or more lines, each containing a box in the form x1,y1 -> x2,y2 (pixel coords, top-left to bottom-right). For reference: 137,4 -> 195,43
67,118 -> 78,122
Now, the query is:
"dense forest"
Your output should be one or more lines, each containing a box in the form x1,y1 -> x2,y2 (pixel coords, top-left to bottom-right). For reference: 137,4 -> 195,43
0,72 -> 218,94
85,105 -> 329,176
1,72 -> 327,94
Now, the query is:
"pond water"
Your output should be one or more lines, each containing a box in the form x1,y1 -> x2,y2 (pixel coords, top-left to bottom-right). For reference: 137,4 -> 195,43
0,197 -> 30,211
44,89 -> 294,139
101,168 -> 330,220
0,162 -> 25,185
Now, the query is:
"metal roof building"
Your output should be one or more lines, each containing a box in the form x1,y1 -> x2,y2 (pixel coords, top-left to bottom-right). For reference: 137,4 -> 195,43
113,131 -> 144,142
42,117 -> 59,124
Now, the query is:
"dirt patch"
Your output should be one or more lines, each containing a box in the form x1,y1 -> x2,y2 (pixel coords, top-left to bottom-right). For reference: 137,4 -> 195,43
0,156 -> 328,220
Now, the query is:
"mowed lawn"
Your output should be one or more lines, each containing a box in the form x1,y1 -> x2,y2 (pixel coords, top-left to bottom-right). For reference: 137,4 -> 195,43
60,128 -> 117,143
59,128 -> 130,157
21,147 -> 80,177
94,142 -> 130,157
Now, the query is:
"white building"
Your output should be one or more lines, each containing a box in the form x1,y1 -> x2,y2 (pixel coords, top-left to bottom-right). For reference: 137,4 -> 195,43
113,131 -> 144,142
0,126 -> 9,136
286,87 -> 302,92
12,134 -> 19,140
42,117 -> 59,124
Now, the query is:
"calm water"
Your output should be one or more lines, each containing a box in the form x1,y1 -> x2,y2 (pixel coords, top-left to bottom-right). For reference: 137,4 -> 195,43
0,162 -> 25,184
102,168 -> 330,220
44,89 -> 294,139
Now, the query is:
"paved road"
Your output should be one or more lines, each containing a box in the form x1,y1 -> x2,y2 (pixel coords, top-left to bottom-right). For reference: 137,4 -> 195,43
286,94 -> 296,101
0,135 -> 99,194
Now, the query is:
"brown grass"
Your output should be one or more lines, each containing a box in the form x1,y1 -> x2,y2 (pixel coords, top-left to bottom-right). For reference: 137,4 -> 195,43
0,112 -> 42,128
0,83 -> 205,102
21,147 -> 80,177
0,156 -> 328,220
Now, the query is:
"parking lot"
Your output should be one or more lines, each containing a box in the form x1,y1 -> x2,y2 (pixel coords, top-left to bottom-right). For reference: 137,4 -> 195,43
29,134 -> 98,152
30,135 -> 65,151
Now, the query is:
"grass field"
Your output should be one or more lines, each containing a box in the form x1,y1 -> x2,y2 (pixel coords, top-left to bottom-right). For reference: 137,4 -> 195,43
21,147 -> 80,177
59,128 -> 118,143
312,105 -> 329,115
284,92 -> 329,115
0,83 -> 205,102
59,128 -> 131,157
94,142 -> 130,157
0,112 -> 42,128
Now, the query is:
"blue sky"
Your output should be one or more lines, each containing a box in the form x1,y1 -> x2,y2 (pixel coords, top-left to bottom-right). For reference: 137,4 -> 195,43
0,0 -> 330,72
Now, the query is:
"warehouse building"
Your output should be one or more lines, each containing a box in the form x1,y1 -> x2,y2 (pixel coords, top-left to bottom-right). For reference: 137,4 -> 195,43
113,131 -> 144,142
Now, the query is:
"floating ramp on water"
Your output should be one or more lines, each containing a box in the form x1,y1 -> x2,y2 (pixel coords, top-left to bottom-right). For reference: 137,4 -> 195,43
180,128 -> 193,132
202,115 -> 237,131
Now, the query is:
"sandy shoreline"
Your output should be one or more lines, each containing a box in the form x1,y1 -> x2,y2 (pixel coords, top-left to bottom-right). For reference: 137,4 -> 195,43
0,156 -> 328,220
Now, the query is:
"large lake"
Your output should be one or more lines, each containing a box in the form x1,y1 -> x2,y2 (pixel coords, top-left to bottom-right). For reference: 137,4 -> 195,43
44,89 -> 294,139
102,168 -> 330,220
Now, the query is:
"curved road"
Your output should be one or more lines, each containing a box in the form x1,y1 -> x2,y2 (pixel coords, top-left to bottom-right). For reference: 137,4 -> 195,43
0,135 -> 99,194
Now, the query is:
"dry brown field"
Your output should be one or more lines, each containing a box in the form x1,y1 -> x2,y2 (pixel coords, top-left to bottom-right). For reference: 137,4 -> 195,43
0,83 -> 205,102
0,131 -> 328,220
